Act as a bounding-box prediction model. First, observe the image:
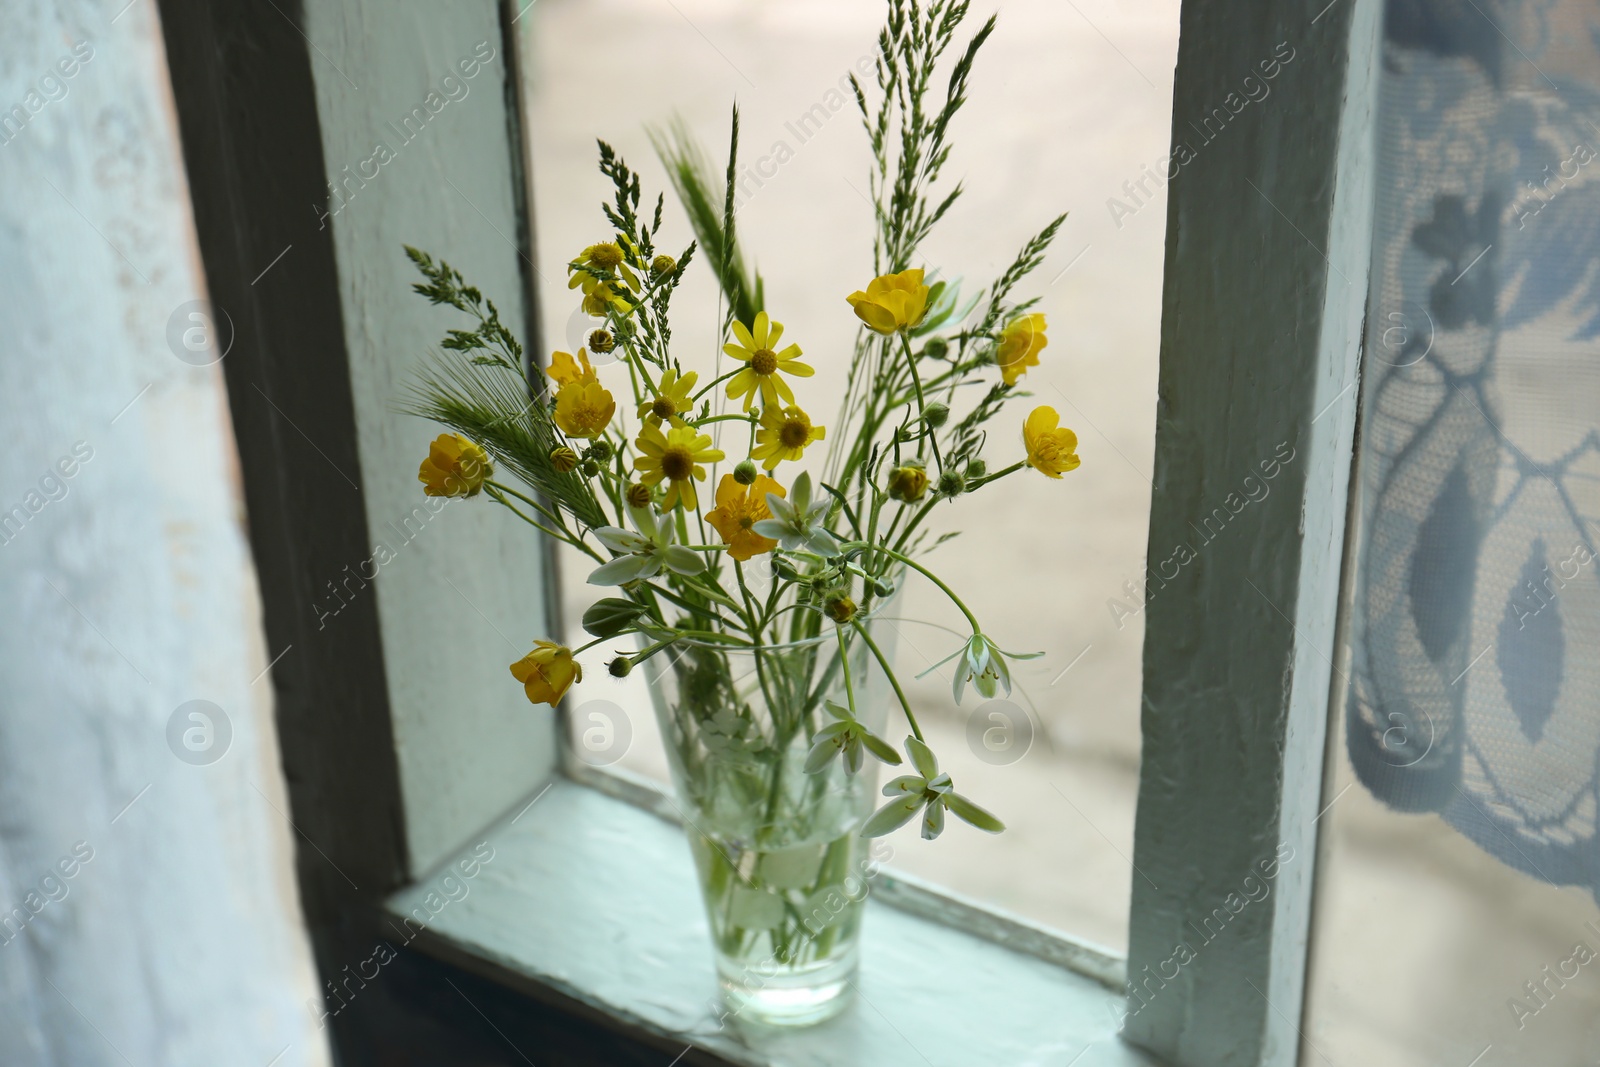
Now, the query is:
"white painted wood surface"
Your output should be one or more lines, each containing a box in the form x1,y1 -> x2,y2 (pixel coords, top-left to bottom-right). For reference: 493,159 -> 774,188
304,0 -> 559,877
393,779 -> 1160,1067
0,1 -> 327,1064
1125,1 -> 1381,1065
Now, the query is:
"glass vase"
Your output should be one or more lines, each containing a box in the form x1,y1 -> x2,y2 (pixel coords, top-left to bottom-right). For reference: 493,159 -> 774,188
647,613 -> 897,1027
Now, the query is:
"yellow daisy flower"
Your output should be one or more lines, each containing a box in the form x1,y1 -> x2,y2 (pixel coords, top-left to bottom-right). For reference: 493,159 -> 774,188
579,242 -> 624,270
574,274 -> 630,317
1022,406 -> 1081,478
996,313 -> 1048,386
722,313 -> 814,411
509,641 -> 581,706
546,347 -> 597,387
418,433 -> 492,498
634,423 -> 725,511
554,378 -> 616,439
706,473 -> 785,562
638,367 -> 699,428
751,405 -> 826,471
846,269 -> 931,335
568,240 -> 640,291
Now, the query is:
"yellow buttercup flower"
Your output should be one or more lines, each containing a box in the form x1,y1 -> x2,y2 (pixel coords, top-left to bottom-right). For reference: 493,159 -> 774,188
554,378 -> 616,439
751,405 -> 826,471
706,473 -> 785,562
996,313 -> 1048,386
846,268 -> 931,335
634,423 -> 725,511
638,367 -> 699,428
510,641 -> 582,706
1022,406 -> 1081,478
418,433 -> 492,498
547,347 -> 597,387
723,313 -> 814,411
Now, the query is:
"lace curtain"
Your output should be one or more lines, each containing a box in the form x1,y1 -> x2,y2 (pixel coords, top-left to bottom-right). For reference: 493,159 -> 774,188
1348,0 -> 1600,897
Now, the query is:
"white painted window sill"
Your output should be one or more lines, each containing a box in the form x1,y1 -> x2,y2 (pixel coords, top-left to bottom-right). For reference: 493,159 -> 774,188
387,777 -> 1159,1067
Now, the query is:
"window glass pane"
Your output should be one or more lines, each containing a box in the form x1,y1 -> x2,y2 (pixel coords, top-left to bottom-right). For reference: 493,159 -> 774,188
522,0 -> 1177,951
1307,1 -> 1600,1059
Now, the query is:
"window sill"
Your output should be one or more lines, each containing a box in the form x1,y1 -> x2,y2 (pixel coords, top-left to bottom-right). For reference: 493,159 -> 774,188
387,777 -> 1156,1067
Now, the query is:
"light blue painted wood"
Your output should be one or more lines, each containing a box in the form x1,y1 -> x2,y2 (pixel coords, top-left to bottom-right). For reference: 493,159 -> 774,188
1126,0 -> 1382,1065
391,780 -> 1160,1067
302,0 -> 559,876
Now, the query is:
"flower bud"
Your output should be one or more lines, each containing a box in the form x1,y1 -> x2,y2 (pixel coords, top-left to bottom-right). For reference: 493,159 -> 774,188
923,402 -> 949,429
887,465 -> 929,503
733,459 -> 759,485
651,254 -> 677,276
580,458 -> 601,477
550,446 -> 579,473
587,439 -> 614,463
937,470 -> 967,498
825,595 -> 858,624
922,337 -> 950,361
965,458 -> 987,480
608,656 -> 632,678
583,597 -> 646,639
587,329 -> 616,353
626,482 -> 653,508
421,434 -> 493,498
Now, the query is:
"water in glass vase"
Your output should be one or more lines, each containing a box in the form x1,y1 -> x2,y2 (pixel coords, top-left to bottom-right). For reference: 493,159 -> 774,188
649,615 -> 897,1026
690,827 -> 882,1025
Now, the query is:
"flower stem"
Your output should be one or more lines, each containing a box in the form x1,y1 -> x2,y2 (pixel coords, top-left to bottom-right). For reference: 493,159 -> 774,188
835,623 -> 859,720
968,460 -> 1025,490
853,543 -> 980,633
851,619 -> 923,743
691,367 -> 743,402
899,332 -> 943,473
486,486 -> 603,563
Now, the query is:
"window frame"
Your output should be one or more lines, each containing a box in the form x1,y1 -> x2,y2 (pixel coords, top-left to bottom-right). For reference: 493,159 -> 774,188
158,0 -> 1385,1062
1124,1 -> 1381,1063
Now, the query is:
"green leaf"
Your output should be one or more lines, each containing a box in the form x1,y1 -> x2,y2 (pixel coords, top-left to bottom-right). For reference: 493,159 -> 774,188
860,732 -> 903,766
725,885 -> 786,930
906,736 -> 939,779
582,598 -> 646,638
756,843 -> 826,890
804,737 -> 841,775
860,794 -> 924,838
883,775 -> 923,796
944,791 -> 1005,834
921,800 -> 946,840
647,116 -> 765,326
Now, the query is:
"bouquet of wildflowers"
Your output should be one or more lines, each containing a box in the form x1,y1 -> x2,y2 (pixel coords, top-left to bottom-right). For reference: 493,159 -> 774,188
408,0 -> 1079,842
406,0 -> 1079,1020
